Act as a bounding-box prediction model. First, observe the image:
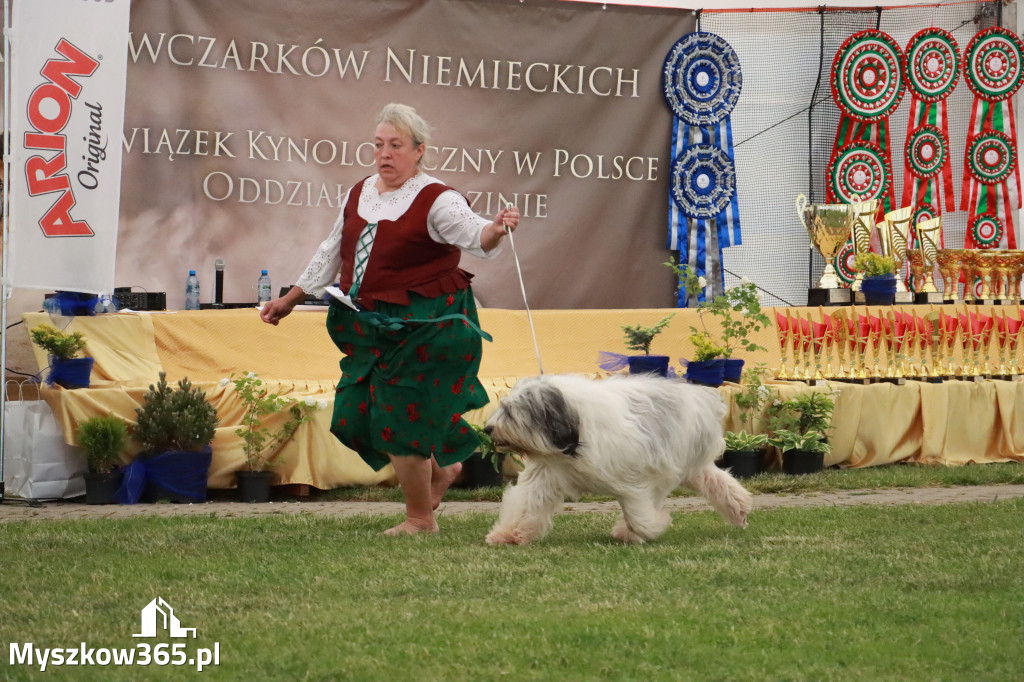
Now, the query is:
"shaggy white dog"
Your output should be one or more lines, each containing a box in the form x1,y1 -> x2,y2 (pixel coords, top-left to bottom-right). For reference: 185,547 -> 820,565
484,374 -> 751,545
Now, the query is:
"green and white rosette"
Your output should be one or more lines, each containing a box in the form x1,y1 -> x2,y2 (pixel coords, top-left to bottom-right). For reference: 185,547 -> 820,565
663,31 -> 742,305
902,28 -> 959,219
829,29 -> 905,217
961,26 -> 1023,251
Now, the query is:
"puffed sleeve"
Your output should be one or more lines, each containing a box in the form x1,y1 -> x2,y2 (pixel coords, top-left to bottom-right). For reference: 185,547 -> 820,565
294,187 -> 351,298
426,189 -> 503,258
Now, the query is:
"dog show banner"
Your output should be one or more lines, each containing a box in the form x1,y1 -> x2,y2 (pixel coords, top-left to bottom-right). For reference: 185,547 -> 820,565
960,26 -> 1024,252
662,31 -> 742,306
0,0 -> 693,311
8,0 -> 130,294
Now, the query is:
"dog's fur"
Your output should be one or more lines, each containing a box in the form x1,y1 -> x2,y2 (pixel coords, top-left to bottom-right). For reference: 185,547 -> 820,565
484,374 -> 751,545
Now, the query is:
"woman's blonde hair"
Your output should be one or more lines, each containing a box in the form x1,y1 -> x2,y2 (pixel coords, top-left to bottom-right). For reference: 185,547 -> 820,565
376,103 -> 432,155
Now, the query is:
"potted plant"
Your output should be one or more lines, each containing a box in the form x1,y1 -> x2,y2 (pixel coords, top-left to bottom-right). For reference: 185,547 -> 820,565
29,323 -> 93,389
76,415 -> 128,504
855,252 -> 898,305
667,258 -> 771,382
621,314 -> 675,376
766,389 -> 835,475
722,363 -> 772,477
685,331 -> 727,386
118,372 -> 219,504
228,371 -> 314,502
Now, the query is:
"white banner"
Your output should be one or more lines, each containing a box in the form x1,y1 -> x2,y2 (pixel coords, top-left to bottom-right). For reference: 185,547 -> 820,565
8,0 -> 129,294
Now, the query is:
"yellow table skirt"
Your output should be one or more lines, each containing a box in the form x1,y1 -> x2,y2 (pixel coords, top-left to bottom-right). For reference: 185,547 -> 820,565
22,307 -> 1024,490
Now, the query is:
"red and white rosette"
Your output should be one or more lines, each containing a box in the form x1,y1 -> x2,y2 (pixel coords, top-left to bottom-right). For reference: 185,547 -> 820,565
961,26 -> 1024,250
902,28 -> 960,218
829,29 -> 906,218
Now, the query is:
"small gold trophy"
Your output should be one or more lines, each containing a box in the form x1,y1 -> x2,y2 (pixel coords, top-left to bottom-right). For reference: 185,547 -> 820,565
961,250 -> 978,302
884,206 -> 914,303
974,251 -> 997,302
993,252 -> 1013,301
915,217 -> 943,303
850,199 -> 879,294
832,310 -> 849,379
796,194 -> 855,305
1008,251 -> 1024,301
774,310 -> 792,380
935,249 -> 964,302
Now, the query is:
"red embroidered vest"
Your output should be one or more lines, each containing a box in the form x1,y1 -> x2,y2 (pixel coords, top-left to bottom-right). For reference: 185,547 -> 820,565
338,177 -> 473,309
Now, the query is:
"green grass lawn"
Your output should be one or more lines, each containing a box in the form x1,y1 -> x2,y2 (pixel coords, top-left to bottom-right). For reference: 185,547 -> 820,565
2,496 -> 1022,681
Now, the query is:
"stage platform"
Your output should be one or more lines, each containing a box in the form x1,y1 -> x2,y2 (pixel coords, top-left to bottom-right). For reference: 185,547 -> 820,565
20,305 -> 1024,490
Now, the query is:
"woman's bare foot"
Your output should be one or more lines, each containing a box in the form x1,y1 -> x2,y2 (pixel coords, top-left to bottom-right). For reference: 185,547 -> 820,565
381,519 -> 439,536
431,461 -> 462,510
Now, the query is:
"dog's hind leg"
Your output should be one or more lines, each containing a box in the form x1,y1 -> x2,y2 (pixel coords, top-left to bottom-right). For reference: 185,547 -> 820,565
612,492 -> 672,544
688,465 -> 752,528
486,475 -> 563,545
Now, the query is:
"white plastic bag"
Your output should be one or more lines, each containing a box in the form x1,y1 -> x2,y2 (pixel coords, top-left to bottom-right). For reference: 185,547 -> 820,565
3,381 -> 86,500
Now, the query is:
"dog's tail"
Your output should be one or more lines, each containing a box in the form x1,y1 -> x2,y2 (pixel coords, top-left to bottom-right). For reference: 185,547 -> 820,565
691,466 -> 752,528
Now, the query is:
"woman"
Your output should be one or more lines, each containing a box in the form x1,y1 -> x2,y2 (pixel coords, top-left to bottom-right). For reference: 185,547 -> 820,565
261,103 -> 519,535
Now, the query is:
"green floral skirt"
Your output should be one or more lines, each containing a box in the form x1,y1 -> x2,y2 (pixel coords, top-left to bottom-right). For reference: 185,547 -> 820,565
326,288 -> 488,471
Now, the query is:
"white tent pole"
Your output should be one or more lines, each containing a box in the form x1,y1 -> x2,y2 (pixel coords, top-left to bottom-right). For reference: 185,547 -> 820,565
1,0 -> 11,502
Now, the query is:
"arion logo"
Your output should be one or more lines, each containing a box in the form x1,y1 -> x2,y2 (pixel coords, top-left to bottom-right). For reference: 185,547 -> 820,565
23,38 -> 99,237
133,598 -> 197,639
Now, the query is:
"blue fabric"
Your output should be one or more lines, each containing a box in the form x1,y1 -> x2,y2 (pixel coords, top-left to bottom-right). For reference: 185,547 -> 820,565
116,447 -> 212,504
52,291 -> 99,316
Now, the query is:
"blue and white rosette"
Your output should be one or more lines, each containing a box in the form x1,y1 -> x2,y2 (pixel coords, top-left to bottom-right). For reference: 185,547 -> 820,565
664,31 -> 742,306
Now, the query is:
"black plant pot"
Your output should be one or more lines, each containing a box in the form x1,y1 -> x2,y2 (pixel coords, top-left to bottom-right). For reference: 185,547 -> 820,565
722,449 -> 764,478
458,452 -> 505,488
627,355 -> 670,377
236,470 -> 274,503
782,449 -> 824,475
84,470 -> 123,505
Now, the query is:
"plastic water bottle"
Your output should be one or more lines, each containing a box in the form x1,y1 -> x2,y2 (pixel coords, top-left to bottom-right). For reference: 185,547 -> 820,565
185,270 -> 201,310
257,270 -> 272,304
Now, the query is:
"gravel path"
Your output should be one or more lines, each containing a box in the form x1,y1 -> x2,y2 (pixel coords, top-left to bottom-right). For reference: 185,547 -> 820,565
2,485 -> 1022,523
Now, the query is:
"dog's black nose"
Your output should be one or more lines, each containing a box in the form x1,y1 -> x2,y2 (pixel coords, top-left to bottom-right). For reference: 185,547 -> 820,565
483,424 -> 493,436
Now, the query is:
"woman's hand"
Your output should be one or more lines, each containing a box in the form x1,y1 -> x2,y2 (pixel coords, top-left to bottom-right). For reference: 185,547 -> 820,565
481,205 -> 521,252
260,286 -> 306,325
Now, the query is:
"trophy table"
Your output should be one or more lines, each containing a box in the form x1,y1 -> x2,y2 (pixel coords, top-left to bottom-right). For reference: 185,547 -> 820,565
796,194 -> 855,305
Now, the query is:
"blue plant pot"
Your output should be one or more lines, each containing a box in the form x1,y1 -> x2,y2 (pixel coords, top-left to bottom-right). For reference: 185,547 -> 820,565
48,356 -> 94,389
861,275 -> 897,306
722,358 -> 745,384
628,355 -> 670,377
684,359 -> 725,387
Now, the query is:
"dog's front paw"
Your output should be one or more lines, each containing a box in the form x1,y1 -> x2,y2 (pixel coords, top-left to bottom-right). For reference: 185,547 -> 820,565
486,527 -> 531,545
611,519 -> 646,544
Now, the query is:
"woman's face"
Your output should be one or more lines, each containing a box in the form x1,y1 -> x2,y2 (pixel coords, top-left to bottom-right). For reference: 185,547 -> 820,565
375,122 -> 424,191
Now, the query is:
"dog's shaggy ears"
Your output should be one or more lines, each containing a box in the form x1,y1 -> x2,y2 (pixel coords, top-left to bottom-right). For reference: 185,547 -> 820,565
485,379 -> 581,456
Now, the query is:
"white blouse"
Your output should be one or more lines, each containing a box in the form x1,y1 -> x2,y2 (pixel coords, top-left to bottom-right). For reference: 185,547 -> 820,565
295,172 -> 500,298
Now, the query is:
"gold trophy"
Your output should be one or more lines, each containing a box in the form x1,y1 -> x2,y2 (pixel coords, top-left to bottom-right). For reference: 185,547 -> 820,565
884,207 -> 914,303
915,217 -> 943,303
832,309 -> 849,379
974,251 -> 996,302
850,199 -> 879,295
774,310 -> 792,380
961,250 -> 978,302
796,194 -> 855,305
935,249 -> 964,302
993,252 -> 1013,301
1008,251 -> 1024,301
940,312 -> 961,377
